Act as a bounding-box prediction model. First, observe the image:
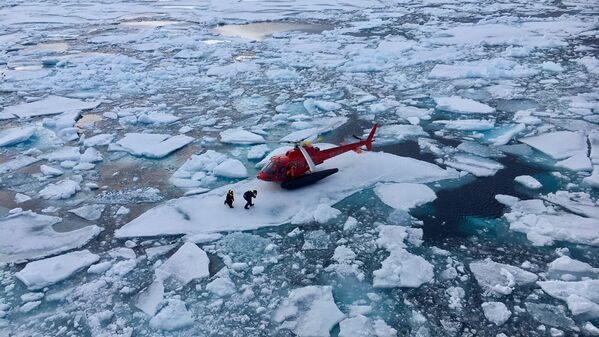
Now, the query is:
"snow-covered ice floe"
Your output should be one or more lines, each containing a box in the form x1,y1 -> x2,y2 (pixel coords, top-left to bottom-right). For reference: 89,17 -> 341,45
273,285 -> 344,336
116,150 -> 458,237
110,133 -> 194,158
0,211 -> 102,263
469,258 -> 538,296
497,194 -> 599,246
15,250 -> 100,290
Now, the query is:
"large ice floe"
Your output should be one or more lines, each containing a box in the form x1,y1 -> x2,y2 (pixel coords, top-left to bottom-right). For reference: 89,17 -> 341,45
0,211 -> 101,263
116,150 -> 457,237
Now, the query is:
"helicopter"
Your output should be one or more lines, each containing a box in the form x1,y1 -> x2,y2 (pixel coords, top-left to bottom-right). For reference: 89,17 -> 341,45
257,123 -> 378,189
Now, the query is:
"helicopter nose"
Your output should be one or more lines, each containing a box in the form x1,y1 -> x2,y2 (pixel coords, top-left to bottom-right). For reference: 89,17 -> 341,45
257,171 -> 270,181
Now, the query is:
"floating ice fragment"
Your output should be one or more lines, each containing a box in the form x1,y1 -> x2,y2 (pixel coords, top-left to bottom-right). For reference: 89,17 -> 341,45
434,119 -> 495,131
219,128 -> 265,144
273,285 -> 344,337
212,158 -> 248,178
555,152 -> 592,171
374,183 -> 436,211
113,133 -> 194,158
469,259 -> 537,296
136,277 -> 164,316
2,96 -> 100,118
0,126 -> 35,146
0,211 -> 101,263
444,154 -> 504,177
39,179 -> 80,200
156,242 -> 209,285
206,277 -> 236,297
15,250 -> 99,290
435,96 -> 495,114
515,175 -> 542,189
69,204 -> 105,221
149,299 -> 193,331
520,131 -> 587,160
482,302 -> 511,326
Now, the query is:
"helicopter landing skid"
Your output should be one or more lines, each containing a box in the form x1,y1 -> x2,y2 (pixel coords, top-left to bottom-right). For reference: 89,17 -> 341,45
281,168 -> 339,190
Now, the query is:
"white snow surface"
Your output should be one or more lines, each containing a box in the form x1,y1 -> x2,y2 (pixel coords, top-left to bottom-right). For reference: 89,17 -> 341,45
273,285 -> 344,337
116,150 -> 457,237
15,250 -> 100,290
0,211 -> 101,263
149,299 -> 194,331
434,96 -> 495,114
39,179 -> 81,200
374,183 -> 436,211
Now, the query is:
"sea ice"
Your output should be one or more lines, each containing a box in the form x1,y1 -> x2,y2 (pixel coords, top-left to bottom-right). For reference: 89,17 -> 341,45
482,302 -> 511,326
0,126 -> 36,146
373,225 -> 433,288
434,96 -> 495,114
68,204 -> 105,221
538,280 -> 599,318
116,150 -> 458,237
515,175 -> 542,189
113,133 -> 194,158
2,96 -> 100,118
339,315 -> 396,337
156,242 -> 209,285
39,179 -> 81,200
555,152 -> 592,171
136,277 -> 164,316
212,158 -> 248,178
373,124 -> 426,144
374,183 -> 436,211
498,195 -> 599,246
520,131 -> 587,160
220,128 -> 265,144
433,119 -> 495,131
15,250 -> 100,290
0,211 -> 101,263
149,299 -> 194,331
444,154 -> 504,177
469,259 -> 538,296
273,285 -> 344,337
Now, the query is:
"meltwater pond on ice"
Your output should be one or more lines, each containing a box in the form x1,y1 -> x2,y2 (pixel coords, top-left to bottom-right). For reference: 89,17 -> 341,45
116,150 -> 458,237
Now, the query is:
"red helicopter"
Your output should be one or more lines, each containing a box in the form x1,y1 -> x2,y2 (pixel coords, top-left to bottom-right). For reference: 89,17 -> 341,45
257,124 -> 378,189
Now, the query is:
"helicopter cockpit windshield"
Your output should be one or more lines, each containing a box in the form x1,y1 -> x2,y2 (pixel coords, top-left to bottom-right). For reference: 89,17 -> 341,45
262,160 -> 276,175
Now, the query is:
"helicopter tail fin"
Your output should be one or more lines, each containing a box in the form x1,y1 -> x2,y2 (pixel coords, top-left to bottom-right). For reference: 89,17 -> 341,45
364,123 -> 377,151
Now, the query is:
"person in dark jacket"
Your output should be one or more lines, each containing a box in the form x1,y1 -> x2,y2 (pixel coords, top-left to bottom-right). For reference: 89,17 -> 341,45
243,190 -> 257,209
224,190 -> 234,208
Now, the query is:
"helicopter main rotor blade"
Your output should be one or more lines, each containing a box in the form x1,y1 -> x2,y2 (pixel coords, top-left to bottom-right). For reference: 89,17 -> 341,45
298,145 -> 317,173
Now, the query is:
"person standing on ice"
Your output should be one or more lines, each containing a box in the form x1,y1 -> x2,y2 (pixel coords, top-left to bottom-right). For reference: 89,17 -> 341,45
224,190 -> 235,208
243,190 -> 257,209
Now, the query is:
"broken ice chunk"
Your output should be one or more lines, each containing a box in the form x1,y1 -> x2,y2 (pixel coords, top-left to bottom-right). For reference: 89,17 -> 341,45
374,183 -> 436,211
515,175 -> 542,189
68,204 -> 105,221
113,133 -> 194,158
434,96 -> 495,114
156,242 -> 209,285
0,126 -> 36,146
520,131 -> 587,160
482,302 -> 511,326
3,95 -> 100,119
135,277 -> 164,316
212,158 -> 248,178
469,259 -> 538,296
273,285 -> 344,337
39,179 -> 80,200
15,250 -> 100,290
0,211 -> 101,263
149,299 -> 194,331
219,128 -> 265,144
